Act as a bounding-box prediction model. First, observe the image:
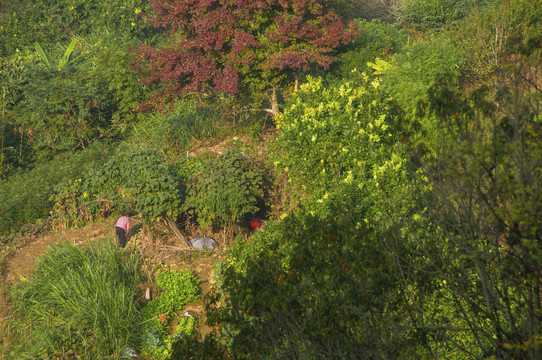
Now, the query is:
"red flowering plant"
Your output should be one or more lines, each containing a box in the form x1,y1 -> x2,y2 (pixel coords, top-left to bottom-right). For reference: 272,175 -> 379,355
134,0 -> 359,110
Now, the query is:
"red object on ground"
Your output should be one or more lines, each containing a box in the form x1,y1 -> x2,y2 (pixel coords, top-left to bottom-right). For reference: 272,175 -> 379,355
159,314 -> 166,322
250,219 -> 264,229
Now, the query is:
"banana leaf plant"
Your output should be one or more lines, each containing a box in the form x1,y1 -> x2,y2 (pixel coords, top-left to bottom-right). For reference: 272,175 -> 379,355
29,38 -> 82,71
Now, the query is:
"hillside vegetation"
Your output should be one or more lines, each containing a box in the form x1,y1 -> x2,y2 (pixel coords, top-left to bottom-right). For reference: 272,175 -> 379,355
1,0 -> 541,359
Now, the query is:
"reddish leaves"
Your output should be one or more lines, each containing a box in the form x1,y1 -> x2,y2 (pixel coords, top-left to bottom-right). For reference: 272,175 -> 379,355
135,0 -> 359,109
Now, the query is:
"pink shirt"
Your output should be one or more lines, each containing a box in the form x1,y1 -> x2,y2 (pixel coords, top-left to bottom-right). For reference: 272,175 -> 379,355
115,216 -> 130,233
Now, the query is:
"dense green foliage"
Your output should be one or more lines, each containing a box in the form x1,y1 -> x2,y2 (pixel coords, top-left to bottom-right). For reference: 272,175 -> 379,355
186,149 -> 266,229
0,143 -> 111,237
0,0 -> 152,56
211,215 -> 415,359
210,73 -> 417,358
330,19 -> 408,78
0,33 -> 151,168
3,52 -> 108,157
1,0 -> 542,359
273,73 -> 409,221
393,0 -> 495,30
52,148 -> 183,227
382,36 -> 464,116
4,241 -> 146,359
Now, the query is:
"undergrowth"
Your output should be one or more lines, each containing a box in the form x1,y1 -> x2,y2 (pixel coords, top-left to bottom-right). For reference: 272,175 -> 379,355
2,240 -> 146,359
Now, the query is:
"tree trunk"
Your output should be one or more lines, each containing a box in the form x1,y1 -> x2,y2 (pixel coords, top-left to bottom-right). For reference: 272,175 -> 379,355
270,87 -> 280,116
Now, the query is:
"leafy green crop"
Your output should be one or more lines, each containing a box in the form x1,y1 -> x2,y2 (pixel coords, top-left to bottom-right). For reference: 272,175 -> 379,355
140,269 -> 200,360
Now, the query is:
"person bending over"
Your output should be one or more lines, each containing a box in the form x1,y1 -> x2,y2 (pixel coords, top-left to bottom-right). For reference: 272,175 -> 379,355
115,214 -> 130,248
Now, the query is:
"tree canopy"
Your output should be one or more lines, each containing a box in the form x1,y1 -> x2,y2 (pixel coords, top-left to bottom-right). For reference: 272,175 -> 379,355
135,0 -> 358,108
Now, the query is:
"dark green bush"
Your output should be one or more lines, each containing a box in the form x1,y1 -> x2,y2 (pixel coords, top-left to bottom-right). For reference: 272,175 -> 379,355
185,149 -> 265,229
0,46 -> 115,162
210,212 -> 415,359
52,147 -> 184,227
393,0 -> 495,30
0,33 -> 153,168
382,35 -> 464,117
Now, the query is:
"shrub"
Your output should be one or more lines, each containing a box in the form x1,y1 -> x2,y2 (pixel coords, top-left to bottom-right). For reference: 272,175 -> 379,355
450,0 -> 542,83
51,147 -> 184,227
1,42 -> 118,162
382,35 -> 464,117
406,64 -> 542,359
393,0 -> 493,30
78,31 -> 151,137
209,212 -> 415,359
185,148 -> 266,229
272,73 -> 411,222
0,0 -> 152,57
4,241 -> 146,359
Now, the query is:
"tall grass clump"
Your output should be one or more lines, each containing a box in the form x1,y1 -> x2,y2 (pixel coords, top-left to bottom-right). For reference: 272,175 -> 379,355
3,240 -> 146,359
131,99 -> 219,154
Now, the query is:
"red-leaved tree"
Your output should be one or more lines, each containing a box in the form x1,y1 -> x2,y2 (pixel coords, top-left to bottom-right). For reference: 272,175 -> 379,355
134,0 -> 358,112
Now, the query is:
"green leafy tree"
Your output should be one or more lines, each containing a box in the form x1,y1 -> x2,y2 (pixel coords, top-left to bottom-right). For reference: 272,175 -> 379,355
1,47 -> 110,161
406,73 -> 542,359
0,33 -> 152,166
78,32 -> 152,137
